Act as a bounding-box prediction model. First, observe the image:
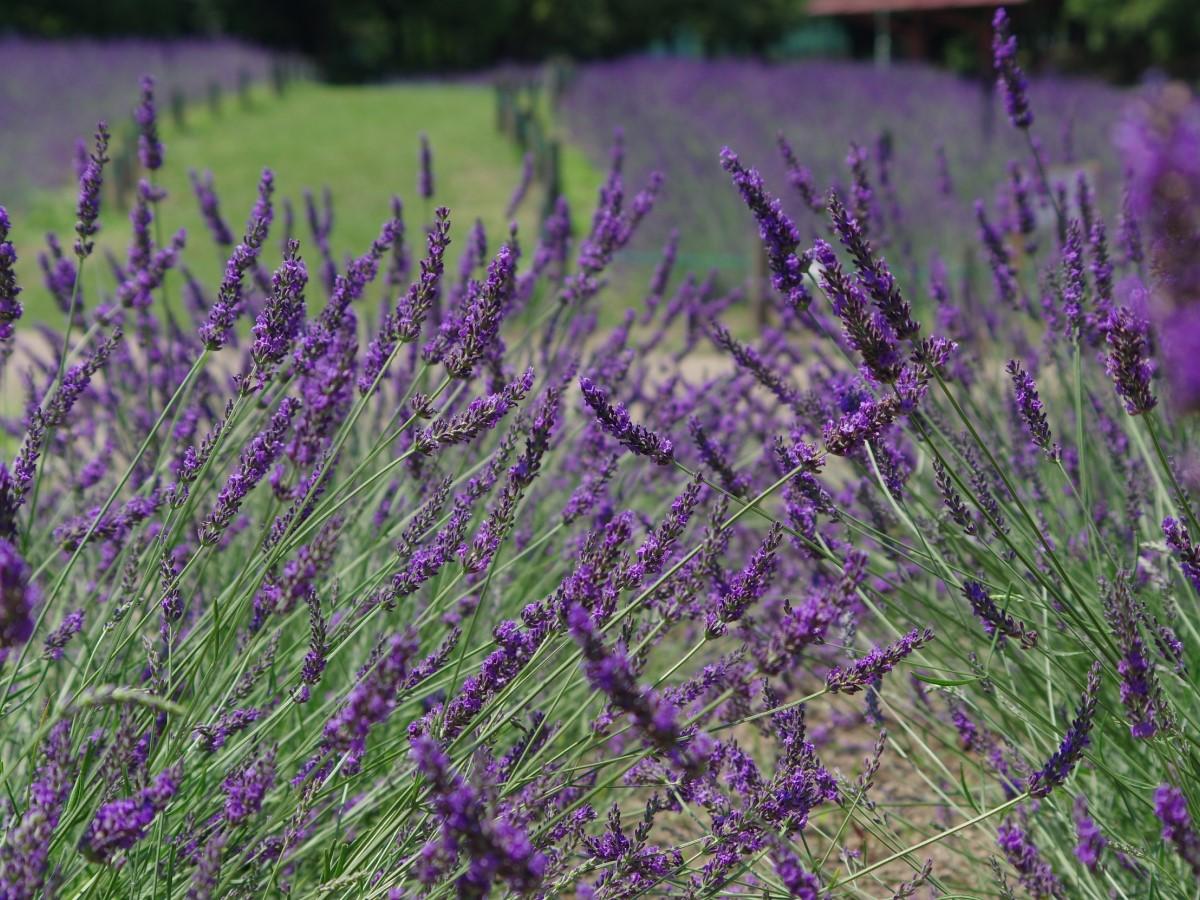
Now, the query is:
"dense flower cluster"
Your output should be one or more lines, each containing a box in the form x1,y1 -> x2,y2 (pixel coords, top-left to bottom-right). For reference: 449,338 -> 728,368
0,34 -> 1196,895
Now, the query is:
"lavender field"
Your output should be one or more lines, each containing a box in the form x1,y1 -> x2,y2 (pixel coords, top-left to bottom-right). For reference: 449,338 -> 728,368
561,57 -> 1134,280
0,38 -> 279,207
1,8 -> 1200,898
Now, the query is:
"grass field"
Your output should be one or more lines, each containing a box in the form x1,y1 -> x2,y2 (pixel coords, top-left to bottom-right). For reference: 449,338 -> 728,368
12,80 -> 602,322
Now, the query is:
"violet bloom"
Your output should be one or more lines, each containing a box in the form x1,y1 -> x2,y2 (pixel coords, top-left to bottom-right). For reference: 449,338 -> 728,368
1073,795 -> 1107,871
250,240 -> 308,382
812,239 -> 902,383
0,207 -> 21,342
579,377 -> 674,465
1117,85 -> 1200,410
720,147 -> 810,312
418,133 -> 434,200
992,8 -> 1033,129
360,207 -> 451,393
1005,360 -> 1060,461
1028,662 -> 1101,798
996,821 -> 1064,898
1104,306 -> 1157,415
826,627 -> 934,694
1103,574 -> 1164,739
0,539 -> 36,655
223,747 -> 275,826
962,581 -> 1037,649
190,170 -> 234,246
78,765 -> 181,863
410,736 -> 546,895
43,608 -> 84,660
1155,784 -> 1200,877
199,212 -> 271,351
567,603 -> 712,774
822,394 -> 901,457
0,721 -> 74,897
706,523 -> 783,637
974,200 -> 1019,309
828,193 -> 919,339
414,369 -> 533,454
444,241 -> 518,379
1061,220 -> 1088,339
74,122 -> 111,259
777,132 -> 823,214
319,633 -> 414,775
1164,517 -> 1200,592
201,397 -> 300,544
134,75 -> 163,170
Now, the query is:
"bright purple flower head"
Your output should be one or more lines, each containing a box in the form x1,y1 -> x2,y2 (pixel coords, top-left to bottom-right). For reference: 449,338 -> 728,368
134,75 -> 163,170
1155,784 -> 1200,876
74,122 -> 111,259
79,765 -> 181,863
0,207 -> 21,342
0,539 -> 36,655
579,377 -> 674,465
992,8 -> 1033,129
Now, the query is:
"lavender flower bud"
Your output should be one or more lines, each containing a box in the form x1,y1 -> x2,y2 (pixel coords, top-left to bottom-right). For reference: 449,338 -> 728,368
134,75 -> 163,171
1103,305 -> 1157,415
79,765 -> 181,863
74,122 -> 111,259
1027,661 -> 1100,797
0,207 -> 22,343
250,241 -> 308,383
962,581 -> 1037,649
43,608 -> 85,660
201,398 -> 300,544
992,8 -> 1033,129
0,721 -> 74,896
826,627 -> 934,694
1164,517 -> 1200,592
0,539 -> 36,655
190,169 -> 234,246
579,377 -> 673,465
720,147 -> 810,311
1155,784 -> 1200,876
1005,360 -> 1060,461
1073,795 -> 1107,871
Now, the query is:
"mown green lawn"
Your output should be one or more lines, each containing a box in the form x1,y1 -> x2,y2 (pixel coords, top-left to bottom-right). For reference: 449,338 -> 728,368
13,79 -> 602,322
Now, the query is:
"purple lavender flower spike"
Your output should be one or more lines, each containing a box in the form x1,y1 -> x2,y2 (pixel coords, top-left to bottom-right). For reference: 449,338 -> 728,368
444,240 -> 518,379
200,210 -> 271,350
992,8 -> 1033,129
1164,517 -> 1200,592
79,765 -> 181,864
223,747 -> 276,826
1103,573 -> 1166,739
1062,219 -> 1088,339
812,239 -> 901,383
1073,795 -> 1107,871
822,394 -> 900,457
720,147 -> 810,312
579,377 -> 673,465
1103,306 -> 1156,415
74,122 -> 111,259
0,539 -> 36,655
0,207 -> 22,343
410,735 -> 547,895
962,581 -> 1037,649
996,821 -> 1064,898
201,398 -> 300,543
826,627 -> 934,694
414,369 -> 533,454
1155,784 -> 1200,876
190,169 -> 234,246
0,721 -> 74,896
134,75 -> 163,170
1005,360 -> 1060,461
43,608 -> 85,660
706,523 -> 783,637
1027,661 -> 1100,798
250,240 -> 308,385
777,132 -> 822,214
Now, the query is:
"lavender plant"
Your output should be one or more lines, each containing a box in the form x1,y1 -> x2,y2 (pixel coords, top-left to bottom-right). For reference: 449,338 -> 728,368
0,16 -> 1199,895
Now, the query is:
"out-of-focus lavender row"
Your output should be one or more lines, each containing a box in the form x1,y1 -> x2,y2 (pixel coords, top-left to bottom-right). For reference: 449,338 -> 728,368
560,57 -> 1136,272
0,37 -> 279,205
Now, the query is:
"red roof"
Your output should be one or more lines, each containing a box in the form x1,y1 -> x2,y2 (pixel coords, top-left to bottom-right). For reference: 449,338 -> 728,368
807,0 -> 1026,13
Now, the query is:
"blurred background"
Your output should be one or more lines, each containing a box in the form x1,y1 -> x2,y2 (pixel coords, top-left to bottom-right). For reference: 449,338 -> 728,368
3,0 -> 1197,322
